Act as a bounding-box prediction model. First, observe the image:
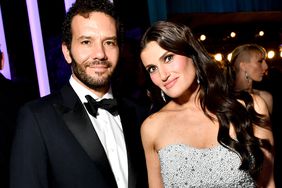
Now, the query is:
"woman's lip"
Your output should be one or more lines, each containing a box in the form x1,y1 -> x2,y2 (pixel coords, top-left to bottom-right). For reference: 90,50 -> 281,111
164,78 -> 177,89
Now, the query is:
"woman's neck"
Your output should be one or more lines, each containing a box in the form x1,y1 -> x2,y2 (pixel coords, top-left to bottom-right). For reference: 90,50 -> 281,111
235,76 -> 253,93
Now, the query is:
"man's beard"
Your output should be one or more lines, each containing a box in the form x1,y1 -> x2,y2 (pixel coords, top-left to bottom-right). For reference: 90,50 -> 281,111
70,54 -> 113,90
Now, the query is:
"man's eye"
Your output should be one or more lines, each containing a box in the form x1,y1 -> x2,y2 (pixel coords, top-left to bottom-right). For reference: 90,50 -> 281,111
81,40 -> 90,45
105,40 -> 117,46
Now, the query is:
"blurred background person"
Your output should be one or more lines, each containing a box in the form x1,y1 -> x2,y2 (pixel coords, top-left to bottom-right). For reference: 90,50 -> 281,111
226,43 -> 282,187
252,52 -> 282,188
0,49 -> 25,188
229,44 -> 273,115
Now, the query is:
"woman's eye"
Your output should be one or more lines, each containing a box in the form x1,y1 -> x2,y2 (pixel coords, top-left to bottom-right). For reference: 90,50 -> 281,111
147,66 -> 157,74
164,54 -> 173,63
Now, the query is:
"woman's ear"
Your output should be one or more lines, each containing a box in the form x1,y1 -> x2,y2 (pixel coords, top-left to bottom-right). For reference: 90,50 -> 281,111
239,61 -> 247,72
62,43 -> 72,64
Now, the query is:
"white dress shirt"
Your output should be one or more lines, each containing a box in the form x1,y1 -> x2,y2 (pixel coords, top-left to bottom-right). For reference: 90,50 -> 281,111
70,76 -> 128,188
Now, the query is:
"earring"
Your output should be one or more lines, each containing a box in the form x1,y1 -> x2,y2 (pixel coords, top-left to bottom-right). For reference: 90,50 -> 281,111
196,74 -> 200,84
197,77 -> 200,84
161,90 -> 166,102
245,71 -> 249,82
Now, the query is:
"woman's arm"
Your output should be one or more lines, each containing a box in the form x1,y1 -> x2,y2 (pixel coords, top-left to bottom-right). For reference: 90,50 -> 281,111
141,114 -> 164,188
252,94 -> 275,188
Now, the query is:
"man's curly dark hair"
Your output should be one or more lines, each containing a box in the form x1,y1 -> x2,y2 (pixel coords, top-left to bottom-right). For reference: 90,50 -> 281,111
62,0 -> 121,49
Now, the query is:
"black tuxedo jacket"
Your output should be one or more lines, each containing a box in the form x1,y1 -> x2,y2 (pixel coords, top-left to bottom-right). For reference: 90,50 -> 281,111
10,83 -> 149,188
0,74 -> 21,188
0,73 -> 36,188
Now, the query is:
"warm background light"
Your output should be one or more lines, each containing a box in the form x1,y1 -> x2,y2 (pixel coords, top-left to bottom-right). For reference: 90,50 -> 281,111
227,53 -> 232,62
214,53 -> 223,61
200,34 -> 206,41
230,32 -> 236,38
259,31 -> 264,36
267,50 -> 275,59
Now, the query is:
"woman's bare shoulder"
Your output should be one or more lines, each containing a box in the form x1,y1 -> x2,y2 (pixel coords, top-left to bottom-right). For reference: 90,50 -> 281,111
140,109 -> 172,147
251,93 -> 273,144
251,93 -> 270,117
254,89 -> 273,114
142,108 -> 170,130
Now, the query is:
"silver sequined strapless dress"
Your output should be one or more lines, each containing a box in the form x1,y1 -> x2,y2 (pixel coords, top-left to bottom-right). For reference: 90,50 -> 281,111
158,144 -> 256,188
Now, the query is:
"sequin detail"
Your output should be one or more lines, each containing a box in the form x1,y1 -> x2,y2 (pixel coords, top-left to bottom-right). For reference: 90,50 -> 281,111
158,144 -> 256,188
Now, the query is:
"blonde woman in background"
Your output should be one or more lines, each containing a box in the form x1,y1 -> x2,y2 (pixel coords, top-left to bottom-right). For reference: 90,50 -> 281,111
230,44 -> 273,115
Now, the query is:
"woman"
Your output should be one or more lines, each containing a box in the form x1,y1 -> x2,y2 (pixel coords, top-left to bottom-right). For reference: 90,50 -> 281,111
140,21 -> 275,187
229,44 -> 273,114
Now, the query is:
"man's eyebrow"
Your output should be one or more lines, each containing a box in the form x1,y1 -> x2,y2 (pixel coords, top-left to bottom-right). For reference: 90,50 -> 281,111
105,36 -> 117,40
77,35 -> 91,40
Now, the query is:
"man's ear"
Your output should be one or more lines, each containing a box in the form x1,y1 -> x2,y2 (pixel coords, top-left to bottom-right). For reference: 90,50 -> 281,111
62,43 -> 72,64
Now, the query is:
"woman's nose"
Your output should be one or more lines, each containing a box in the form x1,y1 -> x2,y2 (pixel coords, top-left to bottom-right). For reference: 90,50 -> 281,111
159,66 -> 170,82
262,60 -> 268,71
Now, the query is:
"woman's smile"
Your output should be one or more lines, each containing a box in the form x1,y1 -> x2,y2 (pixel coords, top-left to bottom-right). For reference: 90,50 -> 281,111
164,77 -> 178,89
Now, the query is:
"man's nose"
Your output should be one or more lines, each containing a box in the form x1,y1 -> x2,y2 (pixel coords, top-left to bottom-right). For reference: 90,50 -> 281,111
91,43 -> 107,60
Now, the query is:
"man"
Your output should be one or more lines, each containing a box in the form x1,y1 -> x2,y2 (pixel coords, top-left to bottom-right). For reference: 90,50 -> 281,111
10,0 -> 149,187
0,49 -> 29,188
0,50 -> 15,188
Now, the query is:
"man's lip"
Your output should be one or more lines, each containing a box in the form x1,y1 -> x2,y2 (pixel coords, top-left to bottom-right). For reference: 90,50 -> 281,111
88,64 -> 108,68
88,65 -> 109,73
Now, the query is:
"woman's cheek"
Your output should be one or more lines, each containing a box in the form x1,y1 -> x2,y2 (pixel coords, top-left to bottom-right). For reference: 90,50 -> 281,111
150,74 -> 161,87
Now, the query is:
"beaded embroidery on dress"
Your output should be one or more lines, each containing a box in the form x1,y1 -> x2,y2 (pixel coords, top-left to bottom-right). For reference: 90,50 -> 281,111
158,144 -> 256,188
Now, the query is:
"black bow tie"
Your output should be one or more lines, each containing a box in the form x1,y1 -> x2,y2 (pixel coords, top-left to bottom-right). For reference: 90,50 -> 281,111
84,95 -> 118,117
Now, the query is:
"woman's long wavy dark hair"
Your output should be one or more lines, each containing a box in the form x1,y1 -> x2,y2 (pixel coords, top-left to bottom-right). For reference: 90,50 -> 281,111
140,21 -> 272,178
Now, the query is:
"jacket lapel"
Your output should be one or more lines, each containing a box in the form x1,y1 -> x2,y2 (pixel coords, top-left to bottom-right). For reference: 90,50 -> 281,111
117,97 -> 149,188
117,99 -> 139,187
53,84 -> 117,187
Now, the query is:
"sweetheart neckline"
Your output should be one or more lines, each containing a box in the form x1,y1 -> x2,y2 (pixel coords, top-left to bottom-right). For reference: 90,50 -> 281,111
158,143 -> 222,153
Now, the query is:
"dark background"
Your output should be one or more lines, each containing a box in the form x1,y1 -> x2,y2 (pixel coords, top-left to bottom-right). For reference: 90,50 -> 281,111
0,0 -> 281,97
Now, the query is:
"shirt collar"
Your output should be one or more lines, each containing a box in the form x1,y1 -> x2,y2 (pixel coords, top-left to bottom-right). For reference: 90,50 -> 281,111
69,75 -> 114,103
